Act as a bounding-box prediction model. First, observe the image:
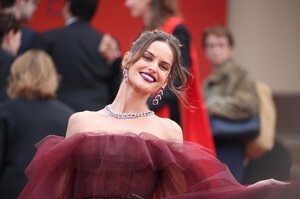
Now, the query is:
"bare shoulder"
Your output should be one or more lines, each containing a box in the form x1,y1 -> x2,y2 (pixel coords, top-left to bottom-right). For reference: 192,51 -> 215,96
68,110 -> 94,122
65,110 -> 102,138
158,117 -> 183,141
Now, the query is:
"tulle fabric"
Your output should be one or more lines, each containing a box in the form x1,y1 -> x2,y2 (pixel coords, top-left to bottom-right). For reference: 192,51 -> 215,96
19,132 -> 300,199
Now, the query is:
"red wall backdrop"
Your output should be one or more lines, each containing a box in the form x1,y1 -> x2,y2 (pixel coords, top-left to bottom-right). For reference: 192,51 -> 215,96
27,0 -> 227,80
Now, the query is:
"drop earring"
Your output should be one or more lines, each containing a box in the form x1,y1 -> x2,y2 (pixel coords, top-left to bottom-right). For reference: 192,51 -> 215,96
123,68 -> 128,83
153,88 -> 164,105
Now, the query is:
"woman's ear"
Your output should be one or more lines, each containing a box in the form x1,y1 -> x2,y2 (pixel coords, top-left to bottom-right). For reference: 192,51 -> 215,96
122,51 -> 131,69
163,74 -> 171,86
162,82 -> 168,89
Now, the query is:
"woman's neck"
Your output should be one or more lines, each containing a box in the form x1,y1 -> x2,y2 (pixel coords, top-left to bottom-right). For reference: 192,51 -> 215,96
111,81 -> 150,113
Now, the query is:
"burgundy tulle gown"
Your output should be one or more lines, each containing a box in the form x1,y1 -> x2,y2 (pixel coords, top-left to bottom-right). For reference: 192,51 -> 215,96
18,132 -> 299,199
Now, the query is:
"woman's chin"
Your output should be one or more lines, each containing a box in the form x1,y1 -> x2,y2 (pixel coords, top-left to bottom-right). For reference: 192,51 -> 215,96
132,85 -> 157,96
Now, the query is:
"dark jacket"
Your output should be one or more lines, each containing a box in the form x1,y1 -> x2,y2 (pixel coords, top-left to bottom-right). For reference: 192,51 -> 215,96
17,27 -> 38,56
0,98 -> 74,198
0,48 -> 14,102
37,20 -> 120,111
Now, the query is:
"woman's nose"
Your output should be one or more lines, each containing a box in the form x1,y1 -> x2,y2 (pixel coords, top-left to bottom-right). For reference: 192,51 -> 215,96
147,63 -> 158,73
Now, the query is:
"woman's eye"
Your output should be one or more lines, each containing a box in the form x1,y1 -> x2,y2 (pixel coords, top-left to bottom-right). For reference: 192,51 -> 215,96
160,64 -> 169,71
143,55 -> 151,61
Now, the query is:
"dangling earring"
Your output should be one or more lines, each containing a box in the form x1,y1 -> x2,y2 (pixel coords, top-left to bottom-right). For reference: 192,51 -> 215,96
123,68 -> 128,83
153,88 -> 164,105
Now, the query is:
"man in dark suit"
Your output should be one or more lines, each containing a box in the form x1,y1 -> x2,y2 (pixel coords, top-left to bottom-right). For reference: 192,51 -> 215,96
0,13 -> 21,101
38,0 -> 120,112
0,0 -> 39,55
0,48 -> 14,101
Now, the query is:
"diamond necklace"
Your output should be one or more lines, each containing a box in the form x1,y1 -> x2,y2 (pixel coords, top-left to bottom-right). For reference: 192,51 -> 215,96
105,104 -> 154,119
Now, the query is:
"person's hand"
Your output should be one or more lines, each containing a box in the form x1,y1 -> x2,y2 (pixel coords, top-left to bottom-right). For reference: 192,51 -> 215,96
99,34 -> 121,64
247,178 -> 289,188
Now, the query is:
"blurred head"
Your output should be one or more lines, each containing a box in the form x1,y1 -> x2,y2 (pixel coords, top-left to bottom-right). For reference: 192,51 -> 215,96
122,30 -> 186,99
125,0 -> 180,29
8,50 -> 59,100
0,0 -> 39,21
0,13 -> 21,55
18,0 -> 39,21
63,0 -> 99,22
124,0 -> 151,18
202,25 -> 234,66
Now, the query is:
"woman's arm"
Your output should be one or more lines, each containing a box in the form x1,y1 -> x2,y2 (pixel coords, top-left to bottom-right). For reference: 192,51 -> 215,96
157,120 -> 185,197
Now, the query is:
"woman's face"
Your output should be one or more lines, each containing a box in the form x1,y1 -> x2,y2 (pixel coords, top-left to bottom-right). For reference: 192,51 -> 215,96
124,0 -> 151,18
124,41 -> 174,95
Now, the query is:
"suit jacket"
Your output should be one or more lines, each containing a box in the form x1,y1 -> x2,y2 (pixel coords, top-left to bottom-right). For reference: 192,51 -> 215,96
0,98 -> 74,198
0,48 -> 14,102
38,20 -> 119,111
17,27 -> 37,56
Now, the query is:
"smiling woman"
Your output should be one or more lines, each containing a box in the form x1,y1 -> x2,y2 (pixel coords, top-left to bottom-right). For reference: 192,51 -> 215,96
18,30 -> 300,199
124,30 -> 187,98
125,41 -> 173,93
62,30 -> 187,140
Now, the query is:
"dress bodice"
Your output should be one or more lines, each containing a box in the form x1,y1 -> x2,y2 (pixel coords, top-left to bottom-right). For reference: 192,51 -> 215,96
70,133 -> 161,199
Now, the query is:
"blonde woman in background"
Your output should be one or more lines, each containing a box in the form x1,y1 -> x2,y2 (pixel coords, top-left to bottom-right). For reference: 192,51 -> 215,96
0,50 -> 74,198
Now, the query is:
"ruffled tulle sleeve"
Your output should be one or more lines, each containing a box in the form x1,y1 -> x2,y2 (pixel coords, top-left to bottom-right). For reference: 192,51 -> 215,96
153,139 -> 299,199
19,132 -> 300,199
19,135 -> 84,199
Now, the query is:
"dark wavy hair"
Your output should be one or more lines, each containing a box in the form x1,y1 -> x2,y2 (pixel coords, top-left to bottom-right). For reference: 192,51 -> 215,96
0,0 -> 15,8
0,13 -> 21,44
126,30 -> 188,102
66,0 -> 99,22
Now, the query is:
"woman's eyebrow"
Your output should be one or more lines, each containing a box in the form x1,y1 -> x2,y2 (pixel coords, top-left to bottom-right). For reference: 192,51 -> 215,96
145,50 -> 155,57
145,50 -> 171,67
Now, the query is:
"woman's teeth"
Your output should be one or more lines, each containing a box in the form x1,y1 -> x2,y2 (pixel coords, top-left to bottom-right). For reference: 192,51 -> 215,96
140,72 -> 155,82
